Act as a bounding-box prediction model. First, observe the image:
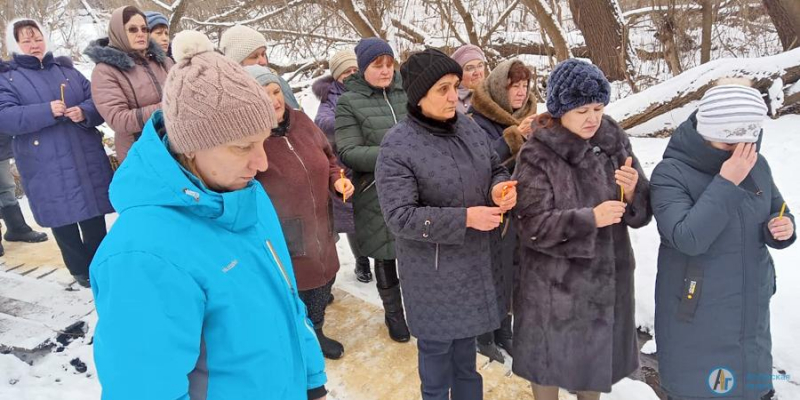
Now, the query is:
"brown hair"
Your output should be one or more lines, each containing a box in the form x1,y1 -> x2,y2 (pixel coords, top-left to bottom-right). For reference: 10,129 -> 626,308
13,20 -> 42,42
122,6 -> 146,26
174,153 -> 206,187
507,62 -> 532,87
533,112 -> 556,131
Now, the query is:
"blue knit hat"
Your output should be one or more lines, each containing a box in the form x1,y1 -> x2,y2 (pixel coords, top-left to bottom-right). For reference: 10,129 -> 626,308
546,59 -> 611,118
144,11 -> 169,30
355,37 -> 394,72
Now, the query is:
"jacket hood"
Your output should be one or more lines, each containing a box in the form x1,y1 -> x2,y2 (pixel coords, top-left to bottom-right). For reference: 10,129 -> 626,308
664,111 -> 764,175
83,37 -> 169,71
312,75 -> 335,101
4,18 -> 53,57
110,111 -> 261,232
533,115 -> 626,166
343,70 -> 403,97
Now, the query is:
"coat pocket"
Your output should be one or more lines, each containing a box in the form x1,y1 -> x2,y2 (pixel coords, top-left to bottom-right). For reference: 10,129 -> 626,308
677,263 -> 704,322
281,217 -> 307,258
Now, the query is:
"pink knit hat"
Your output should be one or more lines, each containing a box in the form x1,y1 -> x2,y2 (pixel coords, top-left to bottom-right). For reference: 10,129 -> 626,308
450,44 -> 486,67
162,30 -> 276,153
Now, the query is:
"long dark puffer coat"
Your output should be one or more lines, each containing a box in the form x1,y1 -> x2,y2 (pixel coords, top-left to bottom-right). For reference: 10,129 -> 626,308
375,109 -> 510,340
511,115 -> 652,392
651,113 -> 796,400
334,72 -> 407,260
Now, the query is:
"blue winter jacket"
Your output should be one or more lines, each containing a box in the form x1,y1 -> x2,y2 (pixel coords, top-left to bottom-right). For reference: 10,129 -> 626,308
90,112 -> 327,400
0,52 -> 112,227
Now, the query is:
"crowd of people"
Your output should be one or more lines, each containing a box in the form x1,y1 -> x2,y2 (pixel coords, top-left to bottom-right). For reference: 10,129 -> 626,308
0,5 -> 795,400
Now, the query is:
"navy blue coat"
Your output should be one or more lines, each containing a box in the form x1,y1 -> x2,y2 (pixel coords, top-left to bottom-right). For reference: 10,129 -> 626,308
376,109 -> 510,340
0,53 -> 113,227
651,114 -> 796,400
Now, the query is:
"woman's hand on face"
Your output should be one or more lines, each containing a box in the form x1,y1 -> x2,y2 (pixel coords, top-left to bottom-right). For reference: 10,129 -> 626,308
615,157 -> 638,201
769,216 -> 794,241
50,100 -> 66,118
334,178 -> 354,201
491,181 -> 518,212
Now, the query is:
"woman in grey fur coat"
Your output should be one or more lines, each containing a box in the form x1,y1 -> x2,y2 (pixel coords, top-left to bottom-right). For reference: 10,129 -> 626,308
511,59 -> 652,400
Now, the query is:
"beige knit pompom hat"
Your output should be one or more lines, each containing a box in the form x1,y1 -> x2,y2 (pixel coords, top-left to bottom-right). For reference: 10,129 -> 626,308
162,30 -> 276,153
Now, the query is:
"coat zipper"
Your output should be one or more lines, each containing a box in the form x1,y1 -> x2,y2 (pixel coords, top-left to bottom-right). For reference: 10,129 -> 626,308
267,239 -> 316,336
383,89 -> 398,124
266,240 -> 295,295
283,137 -> 325,271
435,243 -> 440,271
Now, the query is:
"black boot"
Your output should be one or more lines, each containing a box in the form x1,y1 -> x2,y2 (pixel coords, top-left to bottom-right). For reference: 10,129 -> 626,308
354,256 -> 372,283
2,204 -> 48,243
477,332 -> 505,363
375,260 -> 410,343
314,323 -> 344,360
494,314 -> 513,357
73,274 -> 90,288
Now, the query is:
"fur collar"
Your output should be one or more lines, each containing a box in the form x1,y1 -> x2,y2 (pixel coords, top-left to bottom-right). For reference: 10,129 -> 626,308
533,115 -> 625,165
470,81 -> 536,128
83,38 -> 169,71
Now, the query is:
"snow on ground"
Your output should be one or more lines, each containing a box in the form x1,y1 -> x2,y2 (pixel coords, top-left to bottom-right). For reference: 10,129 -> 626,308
2,74 -> 798,400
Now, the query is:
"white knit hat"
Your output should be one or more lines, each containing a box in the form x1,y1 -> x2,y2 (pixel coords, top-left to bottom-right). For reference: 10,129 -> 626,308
696,85 -> 768,144
219,25 -> 267,64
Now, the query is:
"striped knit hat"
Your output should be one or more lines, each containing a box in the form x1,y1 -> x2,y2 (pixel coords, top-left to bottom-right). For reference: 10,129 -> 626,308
696,85 -> 768,143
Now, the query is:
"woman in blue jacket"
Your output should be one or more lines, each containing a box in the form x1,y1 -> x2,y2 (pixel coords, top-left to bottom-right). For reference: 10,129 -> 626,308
90,31 -> 327,400
652,82 -> 795,400
0,19 -> 112,286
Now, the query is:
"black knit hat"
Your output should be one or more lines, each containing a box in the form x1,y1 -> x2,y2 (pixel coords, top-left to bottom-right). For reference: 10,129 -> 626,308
400,48 -> 463,107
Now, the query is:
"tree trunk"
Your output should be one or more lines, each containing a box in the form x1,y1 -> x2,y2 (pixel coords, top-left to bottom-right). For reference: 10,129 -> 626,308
568,0 -> 634,81
653,4 -> 682,75
170,0 -> 191,40
522,0 -> 572,61
700,0 -> 714,64
762,0 -> 800,50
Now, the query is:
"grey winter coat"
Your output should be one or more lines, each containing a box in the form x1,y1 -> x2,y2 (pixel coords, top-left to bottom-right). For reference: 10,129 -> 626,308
511,115 -> 651,392
651,114 -> 796,400
376,109 -> 510,340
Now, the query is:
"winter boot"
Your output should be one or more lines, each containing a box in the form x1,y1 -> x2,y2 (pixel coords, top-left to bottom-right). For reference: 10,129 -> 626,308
2,204 -> 48,243
0,233 -> 5,257
477,332 -> 505,363
73,274 -> 90,288
314,323 -> 344,360
354,256 -> 372,283
494,314 -> 513,357
375,259 -> 410,343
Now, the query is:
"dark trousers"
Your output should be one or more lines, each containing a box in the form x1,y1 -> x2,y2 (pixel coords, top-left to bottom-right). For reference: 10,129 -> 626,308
298,277 -> 335,327
51,215 -> 107,277
418,336 -> 483,400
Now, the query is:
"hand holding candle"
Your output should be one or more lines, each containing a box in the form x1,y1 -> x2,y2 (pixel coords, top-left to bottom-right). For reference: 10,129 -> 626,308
60,83 -> 66,103
492,181 -> 518,214
615,157 -> 638,203
769,202 -> 794,241
334,170 -> 354,202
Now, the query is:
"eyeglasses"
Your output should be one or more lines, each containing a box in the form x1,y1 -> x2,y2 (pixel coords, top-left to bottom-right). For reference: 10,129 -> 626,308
127,26 -> 150,34
464,62 -> 485,73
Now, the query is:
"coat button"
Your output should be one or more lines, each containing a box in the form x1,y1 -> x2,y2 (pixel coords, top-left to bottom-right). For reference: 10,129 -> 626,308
422,233 -> 429,238
531,236 -> 537,241
33,140 -> 39,146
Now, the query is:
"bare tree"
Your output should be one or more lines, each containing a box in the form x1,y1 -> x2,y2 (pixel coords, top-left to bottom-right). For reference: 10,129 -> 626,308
568,0 -> 639,81
762,0 -> 800,50
521,0 -> 572,61
699,0 -> 715,64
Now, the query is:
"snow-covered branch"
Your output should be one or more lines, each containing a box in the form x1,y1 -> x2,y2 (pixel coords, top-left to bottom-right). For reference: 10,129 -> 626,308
390,18 -> 429,44
481,0 -> 521,46
184,0 -> 314,27
150,0 -> 173,12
